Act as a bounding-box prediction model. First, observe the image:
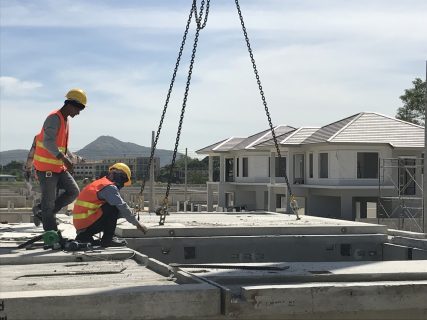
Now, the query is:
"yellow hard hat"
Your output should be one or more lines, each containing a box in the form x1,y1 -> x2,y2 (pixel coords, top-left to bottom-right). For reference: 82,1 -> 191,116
109,162 -> 132,186
65,88 -> 87,106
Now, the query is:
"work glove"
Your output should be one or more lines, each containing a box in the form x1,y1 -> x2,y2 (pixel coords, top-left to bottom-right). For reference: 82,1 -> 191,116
22,164 -> 32,181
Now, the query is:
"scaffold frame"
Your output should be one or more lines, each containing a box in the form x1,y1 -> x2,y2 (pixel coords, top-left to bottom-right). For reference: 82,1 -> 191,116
378,157 -> 424,232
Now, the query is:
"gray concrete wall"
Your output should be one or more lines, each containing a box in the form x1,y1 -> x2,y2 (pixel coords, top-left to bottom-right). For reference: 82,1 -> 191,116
308,195 -> 341,218
127,234 -> 386,264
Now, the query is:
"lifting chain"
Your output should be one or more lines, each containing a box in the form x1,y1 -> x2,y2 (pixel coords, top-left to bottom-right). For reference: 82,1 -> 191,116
234,0 -> 299,219
139,0 -> 298,223
139,0 -> 210,225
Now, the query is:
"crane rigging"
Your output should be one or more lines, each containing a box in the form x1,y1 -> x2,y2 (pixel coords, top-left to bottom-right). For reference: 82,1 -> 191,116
139,0 -> 299,225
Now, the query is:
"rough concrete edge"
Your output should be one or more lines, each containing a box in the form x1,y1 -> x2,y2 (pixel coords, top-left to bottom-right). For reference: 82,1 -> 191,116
205,271 -> 427,286
232,282 -> 427,319
142,255 -> 204,284
388,228 -> 427,239
0,249 -> 137,265
0,282 -> 219,299
0,284 -> 222,320
117,225 -> 389,238
388,236 -> 427,250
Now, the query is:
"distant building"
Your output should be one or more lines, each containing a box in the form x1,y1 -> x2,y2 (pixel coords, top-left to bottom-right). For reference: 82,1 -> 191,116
0,174 -> 17,182
73,162 -> 97,180
197,112 -> 424,222
73,157 -> 160,182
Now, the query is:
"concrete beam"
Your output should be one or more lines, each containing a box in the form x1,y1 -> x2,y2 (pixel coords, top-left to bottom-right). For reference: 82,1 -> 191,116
1,284 -> 220,320
234,281 -> 427,319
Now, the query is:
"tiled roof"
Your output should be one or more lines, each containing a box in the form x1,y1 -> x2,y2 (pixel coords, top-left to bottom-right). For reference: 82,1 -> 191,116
240,125 -> 296,150
302,114 -> 359,144
284,127 -> 320,144
197,112 -> 424,153
254,127 -> 320,147
196,137 -> 246,154
196,126 -> 295,154
328,112 -> 424,147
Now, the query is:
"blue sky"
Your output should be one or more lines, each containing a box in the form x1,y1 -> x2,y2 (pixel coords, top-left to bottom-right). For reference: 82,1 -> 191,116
1,0 -> 426,156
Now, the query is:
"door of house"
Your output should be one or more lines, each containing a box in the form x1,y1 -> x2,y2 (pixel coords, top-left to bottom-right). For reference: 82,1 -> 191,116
225,192 -> 234,208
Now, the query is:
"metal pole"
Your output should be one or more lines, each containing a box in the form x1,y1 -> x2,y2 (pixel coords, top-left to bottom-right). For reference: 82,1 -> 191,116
149,131 -> 155,213
424,60 -> 427,233
184,148 -> 188,202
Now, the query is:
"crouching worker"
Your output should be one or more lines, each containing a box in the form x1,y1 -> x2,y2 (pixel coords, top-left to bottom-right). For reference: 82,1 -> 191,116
72,163 -> 148,247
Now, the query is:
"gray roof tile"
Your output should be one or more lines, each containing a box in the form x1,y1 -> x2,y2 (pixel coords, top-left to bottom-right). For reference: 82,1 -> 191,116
303,114 -> 359,144
197,112 -> 424,153
330,112 -> 424,147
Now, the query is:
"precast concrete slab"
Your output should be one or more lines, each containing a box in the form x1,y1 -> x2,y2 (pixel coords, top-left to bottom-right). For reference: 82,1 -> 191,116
127,234 -> 386,264
116,212 -> 387,238
171,261 -> 427,319
0,245 -> 221,320
0,208 -> 33,223
114,213 -> 388,264
2,214 -> 427,319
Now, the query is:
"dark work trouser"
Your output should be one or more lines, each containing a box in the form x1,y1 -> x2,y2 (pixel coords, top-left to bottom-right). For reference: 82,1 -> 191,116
75,203 -> 119,245
36,170 -> 79,231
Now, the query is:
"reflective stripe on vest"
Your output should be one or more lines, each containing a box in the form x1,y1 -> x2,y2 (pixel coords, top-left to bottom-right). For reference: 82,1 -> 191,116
73,200 -> 102,219
72,177 -> 114,230
33,154 -> 63,165
36,140 -> 66,153
33,110 -> 69,173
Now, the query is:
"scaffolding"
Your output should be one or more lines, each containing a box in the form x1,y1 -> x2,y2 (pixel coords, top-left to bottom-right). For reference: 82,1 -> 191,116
378,157 -> 424,232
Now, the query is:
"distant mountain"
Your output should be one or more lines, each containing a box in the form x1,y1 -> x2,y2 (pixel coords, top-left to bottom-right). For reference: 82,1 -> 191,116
0,136 -> 182,167
76,136 -> 181,167
0,149 -> 28,165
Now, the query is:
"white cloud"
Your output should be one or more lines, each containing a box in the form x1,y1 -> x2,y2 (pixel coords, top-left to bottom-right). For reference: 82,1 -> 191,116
1,0 -> 426,152
0,77 -> 43,96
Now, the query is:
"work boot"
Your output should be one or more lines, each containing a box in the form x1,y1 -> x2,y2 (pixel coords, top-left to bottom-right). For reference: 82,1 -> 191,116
101,237 -> 128,248
32,204 -> 42,227
90,239 -> 101,246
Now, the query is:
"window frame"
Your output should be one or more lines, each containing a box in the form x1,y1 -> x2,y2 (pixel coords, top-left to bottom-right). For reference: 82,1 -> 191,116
242,157 -> 248,177
319,152 -> 329,179
357,152 -> 379,179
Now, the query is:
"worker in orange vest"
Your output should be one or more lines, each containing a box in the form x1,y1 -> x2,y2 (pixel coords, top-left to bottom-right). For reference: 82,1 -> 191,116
73,163 -> 148,247
31,89 -> 86,231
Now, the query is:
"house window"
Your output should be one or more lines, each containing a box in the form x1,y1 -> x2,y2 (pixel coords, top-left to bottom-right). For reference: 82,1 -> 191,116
309,153 -> 313,178
242,157 -> 248,177
225,158 -> 234,182
399,158 -> 416,195
236,158 -> 239,177
357,152 -> 378,178
319,153 -> 328,178
293,154 -> 304,184
276,194 -> 286,209
275,157 -> 286,177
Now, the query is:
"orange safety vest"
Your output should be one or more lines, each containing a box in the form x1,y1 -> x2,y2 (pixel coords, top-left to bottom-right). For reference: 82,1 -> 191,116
33,110 -> 69,173
72,177 -> 114,230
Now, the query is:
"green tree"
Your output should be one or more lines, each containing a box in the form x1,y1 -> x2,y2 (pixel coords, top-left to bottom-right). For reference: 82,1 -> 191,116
157,156 -> 210,184
1,160 -> 25,180
396,78 -> 426,125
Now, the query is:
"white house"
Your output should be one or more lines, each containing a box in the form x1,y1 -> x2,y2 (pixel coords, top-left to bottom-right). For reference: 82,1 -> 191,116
197,112 -> 424,222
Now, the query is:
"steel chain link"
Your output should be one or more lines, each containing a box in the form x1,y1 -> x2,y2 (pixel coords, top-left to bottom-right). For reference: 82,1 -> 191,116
234,0 -> 299,219
161,1 -> 210,225
138,0 -> 210,225
141,0 -> 298,223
